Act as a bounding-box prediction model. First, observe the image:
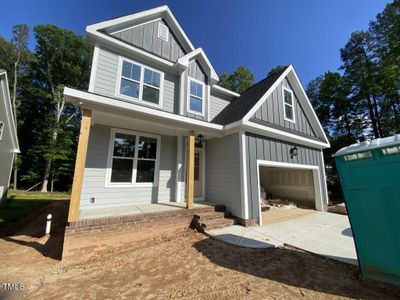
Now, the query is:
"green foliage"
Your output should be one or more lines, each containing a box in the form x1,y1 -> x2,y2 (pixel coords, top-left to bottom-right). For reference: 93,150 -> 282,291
308,0 -> 400,199
0,24 -> 92,192
219,66 -> 255,93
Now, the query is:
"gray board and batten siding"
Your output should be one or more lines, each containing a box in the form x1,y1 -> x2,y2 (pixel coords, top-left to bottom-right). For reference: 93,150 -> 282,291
245,132 -> 327,219
251,76 -> 321,141
110,19 -> 187,63
80,124 -> 177,209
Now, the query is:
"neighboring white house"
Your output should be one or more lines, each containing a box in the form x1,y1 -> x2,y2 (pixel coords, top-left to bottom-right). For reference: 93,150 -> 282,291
64,6 -> 330,224
0,70 -> 19,202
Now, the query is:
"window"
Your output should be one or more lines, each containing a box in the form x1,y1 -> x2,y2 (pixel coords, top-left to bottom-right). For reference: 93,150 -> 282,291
117,58 -> 163,107
382,145 -> 400,155
344,151 -> 373,161
107,129 -> 160,186
0,121 -> 4,140
157,23 -> 169,42
188,78 -> 205,115
282,87 -> 295,123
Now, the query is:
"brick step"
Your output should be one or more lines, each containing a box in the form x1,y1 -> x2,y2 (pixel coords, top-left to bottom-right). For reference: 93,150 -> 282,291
201,217 -> 235,230
193,211 -> 227,221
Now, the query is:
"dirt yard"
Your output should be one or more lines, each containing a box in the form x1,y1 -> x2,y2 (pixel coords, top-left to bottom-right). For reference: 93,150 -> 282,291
1,202 -> 399,299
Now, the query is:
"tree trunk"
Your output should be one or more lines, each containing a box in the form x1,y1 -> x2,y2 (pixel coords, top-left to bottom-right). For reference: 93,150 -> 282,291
40,128 -> 59,192
371,94 -> 382,137
366,97 -> 379,139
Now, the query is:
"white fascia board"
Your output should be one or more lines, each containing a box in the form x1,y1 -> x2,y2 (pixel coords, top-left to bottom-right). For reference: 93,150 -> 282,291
288,66 -> 330,146
64,87 -> 224,132
212,85 -> 240,98
86,5 -> 194,52
87,29 -> 175,69
242,65 -> 330,147
0,71 -> 20,152
242,119 -> 330,149
177,48 -> 219,82
243,66 -> 292,121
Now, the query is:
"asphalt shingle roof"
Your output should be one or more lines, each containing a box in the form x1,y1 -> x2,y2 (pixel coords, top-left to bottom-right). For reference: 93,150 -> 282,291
211,66 -> 288,125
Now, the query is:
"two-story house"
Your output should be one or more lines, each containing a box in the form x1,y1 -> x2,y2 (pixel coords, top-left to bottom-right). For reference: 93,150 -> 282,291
64,6 -> 330,225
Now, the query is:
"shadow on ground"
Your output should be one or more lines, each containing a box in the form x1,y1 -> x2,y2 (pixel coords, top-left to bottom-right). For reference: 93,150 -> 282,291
0,200 -> 69,260
193,237 -> 400,299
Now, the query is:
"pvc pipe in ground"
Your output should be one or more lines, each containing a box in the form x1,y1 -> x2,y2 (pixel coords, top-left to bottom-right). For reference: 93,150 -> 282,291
46,214 -> 52,235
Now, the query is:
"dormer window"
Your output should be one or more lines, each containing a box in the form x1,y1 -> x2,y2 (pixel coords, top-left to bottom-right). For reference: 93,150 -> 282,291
157,23 -> 169,42
282,86 -> 295,123
117,57 -> 164,107
187,78 -> 205,116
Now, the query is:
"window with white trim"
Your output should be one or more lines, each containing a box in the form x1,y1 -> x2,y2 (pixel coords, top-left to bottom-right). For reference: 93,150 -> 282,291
0,121 -> 4,140
118,58 -> 162,106
157,23 -> 169,42
109,130 -> 159,184
283,87 -> 295,123
188,78 -> 204,115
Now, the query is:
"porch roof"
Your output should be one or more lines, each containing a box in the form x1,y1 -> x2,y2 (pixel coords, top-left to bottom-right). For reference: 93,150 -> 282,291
64,87 -> 224,138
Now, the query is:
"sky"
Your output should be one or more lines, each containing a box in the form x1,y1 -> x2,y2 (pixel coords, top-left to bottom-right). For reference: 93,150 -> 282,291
0,0 -> 391,86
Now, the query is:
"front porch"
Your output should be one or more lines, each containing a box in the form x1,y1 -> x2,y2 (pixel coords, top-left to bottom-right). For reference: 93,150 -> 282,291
79,201 -> 214,220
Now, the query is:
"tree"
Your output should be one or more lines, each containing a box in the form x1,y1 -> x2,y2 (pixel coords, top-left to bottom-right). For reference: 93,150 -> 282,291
27,25 -> 92,192
219,66 -> 254,93
340,31 -> 382,138
0,24 -> 31,189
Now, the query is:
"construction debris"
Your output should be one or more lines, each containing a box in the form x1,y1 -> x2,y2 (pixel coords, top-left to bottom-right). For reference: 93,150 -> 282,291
261,198 -> 297,211
327,203 -> 347,215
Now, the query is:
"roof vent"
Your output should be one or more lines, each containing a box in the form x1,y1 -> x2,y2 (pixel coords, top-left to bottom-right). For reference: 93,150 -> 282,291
158,23 -> 169,42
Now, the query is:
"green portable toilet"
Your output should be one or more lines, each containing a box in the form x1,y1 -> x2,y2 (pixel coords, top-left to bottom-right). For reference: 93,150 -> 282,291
334,134 -> 400,286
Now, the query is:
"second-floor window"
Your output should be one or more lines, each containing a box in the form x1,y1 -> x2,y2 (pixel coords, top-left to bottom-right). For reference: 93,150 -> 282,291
282,86 -> 295,123
117,57 -> 163,107
187,78 -> 205,116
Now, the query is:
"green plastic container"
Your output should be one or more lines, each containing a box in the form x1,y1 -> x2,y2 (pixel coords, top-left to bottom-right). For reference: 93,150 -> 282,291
334,135 -> 400,286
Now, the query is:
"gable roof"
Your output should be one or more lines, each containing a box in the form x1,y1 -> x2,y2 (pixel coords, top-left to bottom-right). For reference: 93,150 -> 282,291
177,48 -> 219,84
0,70 -> 19,153
212,66 -> 288,125
87,6 -> 194,53
212,65 -> 330,146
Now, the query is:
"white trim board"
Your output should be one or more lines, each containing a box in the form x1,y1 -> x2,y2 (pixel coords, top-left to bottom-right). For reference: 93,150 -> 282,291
242,65 -> 329,147
256,159 -> 325,225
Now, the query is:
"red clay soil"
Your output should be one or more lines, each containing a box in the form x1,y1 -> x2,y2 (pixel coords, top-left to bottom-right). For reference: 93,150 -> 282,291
0,201 -> 399,299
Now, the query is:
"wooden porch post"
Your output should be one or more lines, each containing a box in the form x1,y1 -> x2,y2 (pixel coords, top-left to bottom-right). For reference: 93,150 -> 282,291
68,109 -> 92,222
186,130 -> 195,209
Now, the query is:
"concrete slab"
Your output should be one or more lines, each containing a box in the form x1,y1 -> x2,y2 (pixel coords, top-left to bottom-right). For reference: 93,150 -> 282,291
206,212 -> 358,265
79,201 -> 212,219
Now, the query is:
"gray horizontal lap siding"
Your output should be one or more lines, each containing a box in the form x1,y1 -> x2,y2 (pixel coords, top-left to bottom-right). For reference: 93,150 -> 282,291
245,132 -> 327,219
252,77 -> 317,139
205,133 -> 242,217
80,124 -> 177,209
93,46 -> 179,114
111,19 -> 186,62
209,92 -> 232,121
0,81 -> 14,202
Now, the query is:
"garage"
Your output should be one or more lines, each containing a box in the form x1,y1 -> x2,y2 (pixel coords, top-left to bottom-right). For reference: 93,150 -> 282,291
257,161 -> 324,225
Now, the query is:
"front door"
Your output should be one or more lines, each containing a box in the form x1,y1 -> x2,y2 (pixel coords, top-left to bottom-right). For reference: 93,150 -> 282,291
194,149 -> 203,197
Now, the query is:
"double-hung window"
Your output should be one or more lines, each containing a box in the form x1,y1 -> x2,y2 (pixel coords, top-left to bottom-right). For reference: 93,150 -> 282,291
118,58 -> 163,106
188,78 -> 205,115
282,86 -> 295,123
108,129 -> 160,186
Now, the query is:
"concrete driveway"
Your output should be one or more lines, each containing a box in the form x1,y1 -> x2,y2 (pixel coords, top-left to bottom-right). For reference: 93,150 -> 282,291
206,212 -> 358,265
